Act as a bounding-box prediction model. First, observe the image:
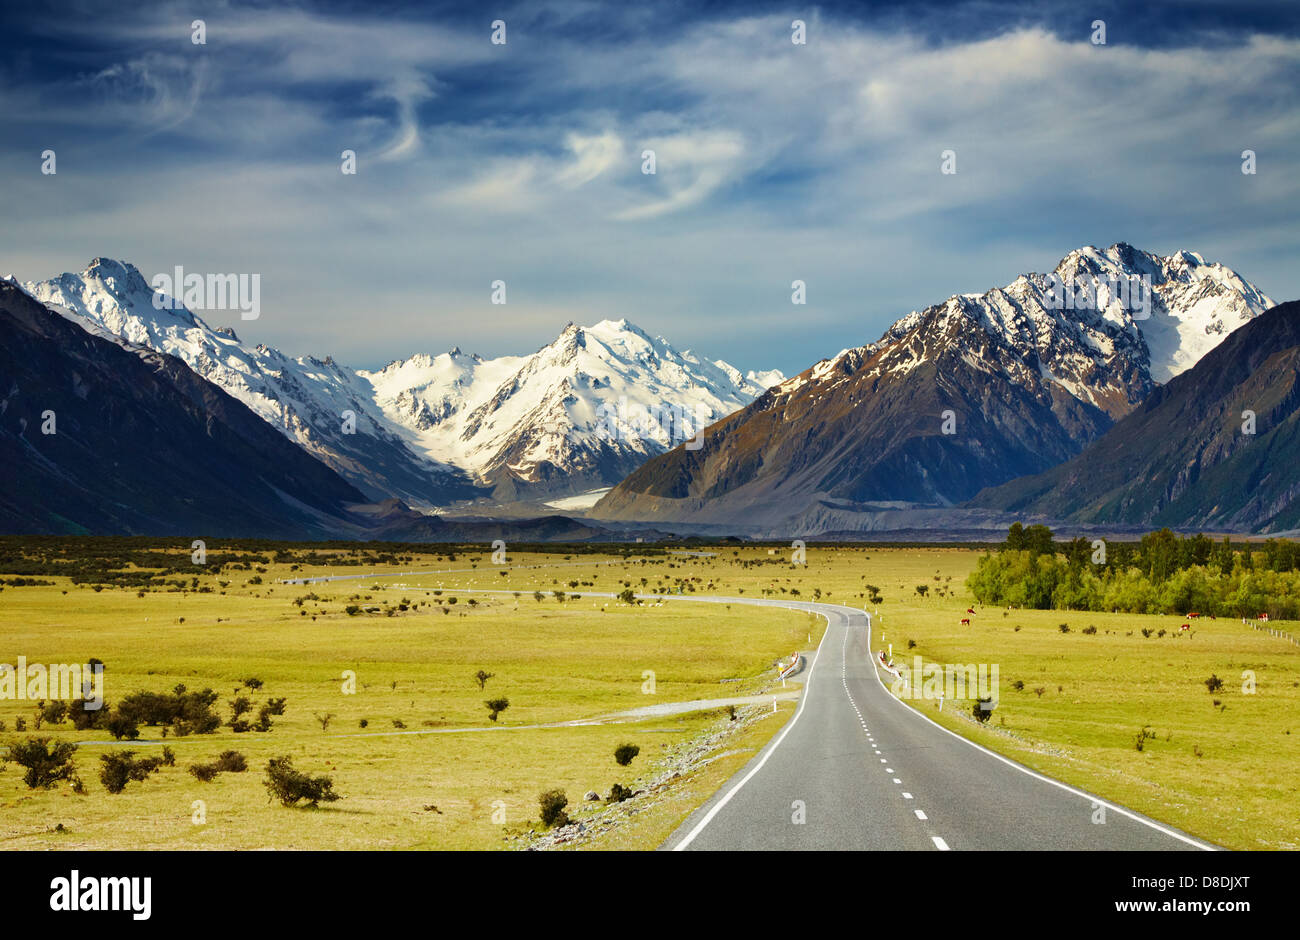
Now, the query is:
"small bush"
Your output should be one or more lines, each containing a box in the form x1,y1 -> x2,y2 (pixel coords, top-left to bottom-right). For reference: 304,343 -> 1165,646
538,789 -> 569,828
972,697 -> 994,723
4,737 -> 78,789
614,743 -> 640,767
607,782 -> 634,803
189,750 -> 247,781
1205,674 -> 1224,693
105,710 -> 140,741
485,698 -> 509,722
263,756 -> 340,807
99,751 -> 166,794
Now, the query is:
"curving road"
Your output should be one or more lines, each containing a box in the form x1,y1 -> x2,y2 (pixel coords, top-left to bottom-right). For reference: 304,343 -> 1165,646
660,598 -> 1214,851
279,567 -> 1213,851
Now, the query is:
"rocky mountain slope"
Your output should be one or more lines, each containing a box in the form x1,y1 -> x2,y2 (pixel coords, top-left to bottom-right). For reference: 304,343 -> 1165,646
0,278 -> 367,537
592,244 -> 1275,533
967,299 -> 1300,532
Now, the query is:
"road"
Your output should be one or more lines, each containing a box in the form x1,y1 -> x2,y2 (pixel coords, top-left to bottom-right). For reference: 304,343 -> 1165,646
275,566 -> 1213,851
662,598 -> 1214,851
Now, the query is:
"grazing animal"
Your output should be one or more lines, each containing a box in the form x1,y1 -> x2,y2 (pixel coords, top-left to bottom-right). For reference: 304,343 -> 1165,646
1180,623 -> 1190,631
966,608 -> 975,614
960,618 -> 970,626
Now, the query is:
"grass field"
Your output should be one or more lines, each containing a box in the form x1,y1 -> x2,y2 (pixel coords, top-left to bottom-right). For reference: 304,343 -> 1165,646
2,542 -> 1297,850
0,547 -> 820,849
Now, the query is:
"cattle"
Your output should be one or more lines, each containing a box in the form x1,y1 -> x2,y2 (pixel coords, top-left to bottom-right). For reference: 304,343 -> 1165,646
966,608 -> 975,614
1180,623 -> 1190,631
1186,611 -> 1200,619
960,618 -> 971,626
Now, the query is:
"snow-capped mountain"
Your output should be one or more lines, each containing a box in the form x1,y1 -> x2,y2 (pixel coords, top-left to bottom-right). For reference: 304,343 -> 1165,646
594,243 -> 1276,531
23,260 -> 781,504
362,318 -> 780,498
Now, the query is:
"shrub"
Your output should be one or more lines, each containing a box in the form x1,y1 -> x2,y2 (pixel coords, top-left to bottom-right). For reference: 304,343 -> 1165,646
68,699 -> 110,731
263,756 -> 340,807
119,687 -> 220,735
485,698 -> 510,722
538,789 -> 569,828
474,669 -> 494,690
607,782 -> 634,803
99,751 -> 166,794
1134,726 -> 1156,752
1205,674 -> 1224,693
972,697 -> 994,723
4,737 -> 78,789
105,709 -> 140,741
190,750 -> 247,781
614,744 -> 640,767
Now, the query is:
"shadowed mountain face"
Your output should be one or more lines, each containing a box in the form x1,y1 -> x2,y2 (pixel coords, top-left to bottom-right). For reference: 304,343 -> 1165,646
592,245 -> 1275,532
967,300 -> 1300,533
0,280 -> 368,537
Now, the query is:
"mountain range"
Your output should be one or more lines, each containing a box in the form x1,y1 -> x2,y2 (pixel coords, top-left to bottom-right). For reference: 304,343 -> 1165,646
5,244 -> 1292,540
22,259 -> 782,507
592,244 -> 1277,533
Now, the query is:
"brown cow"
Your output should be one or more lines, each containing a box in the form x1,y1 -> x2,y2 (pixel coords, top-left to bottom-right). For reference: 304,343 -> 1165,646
960,618 -> 971,626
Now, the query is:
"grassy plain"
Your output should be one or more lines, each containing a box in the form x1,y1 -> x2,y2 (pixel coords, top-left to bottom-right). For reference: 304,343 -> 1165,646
2,542 -> 1297,849
0,546 -> 818,849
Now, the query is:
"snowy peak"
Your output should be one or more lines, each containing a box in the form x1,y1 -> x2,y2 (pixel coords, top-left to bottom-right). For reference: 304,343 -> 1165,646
364,316 -> 784,492
807,243 -> 1275,412
25,258 -> 782,502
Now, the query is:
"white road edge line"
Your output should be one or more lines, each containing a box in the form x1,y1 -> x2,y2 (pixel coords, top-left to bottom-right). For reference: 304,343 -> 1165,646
670,606 -> 839,851
864,614 -> 1216,851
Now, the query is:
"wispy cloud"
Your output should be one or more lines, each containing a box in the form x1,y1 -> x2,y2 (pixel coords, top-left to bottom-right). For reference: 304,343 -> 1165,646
1,1 -> 1297,377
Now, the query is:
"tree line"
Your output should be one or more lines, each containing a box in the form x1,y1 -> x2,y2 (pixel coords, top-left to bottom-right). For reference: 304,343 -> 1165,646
968,524 -> 1300,618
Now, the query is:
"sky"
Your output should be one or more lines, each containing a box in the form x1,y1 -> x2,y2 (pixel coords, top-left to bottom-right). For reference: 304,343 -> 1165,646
2,0 -> 1298,378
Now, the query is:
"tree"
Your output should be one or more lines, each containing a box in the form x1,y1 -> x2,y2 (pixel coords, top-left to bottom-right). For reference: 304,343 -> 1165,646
1024,524 -> 1055,557
485,698 -> 510,722
474,669 -> 495,691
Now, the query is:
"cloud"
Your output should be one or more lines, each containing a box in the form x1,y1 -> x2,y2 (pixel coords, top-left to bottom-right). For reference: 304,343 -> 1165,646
1,2 -> 1297,378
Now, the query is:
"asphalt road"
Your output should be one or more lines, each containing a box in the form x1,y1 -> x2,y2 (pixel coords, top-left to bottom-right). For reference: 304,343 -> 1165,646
275,566 -> 1213,851
662,598 -> 1214,851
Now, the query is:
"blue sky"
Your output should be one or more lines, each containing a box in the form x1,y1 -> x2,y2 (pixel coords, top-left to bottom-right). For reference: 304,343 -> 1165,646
2,0 -> 1298,377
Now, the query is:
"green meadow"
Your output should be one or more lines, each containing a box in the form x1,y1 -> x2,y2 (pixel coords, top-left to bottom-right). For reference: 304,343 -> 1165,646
1,541 -> 1296,849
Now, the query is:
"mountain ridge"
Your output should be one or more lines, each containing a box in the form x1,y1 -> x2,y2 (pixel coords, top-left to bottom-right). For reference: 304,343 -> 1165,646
22,260 -> 782,505
592,243 -> 1276,533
